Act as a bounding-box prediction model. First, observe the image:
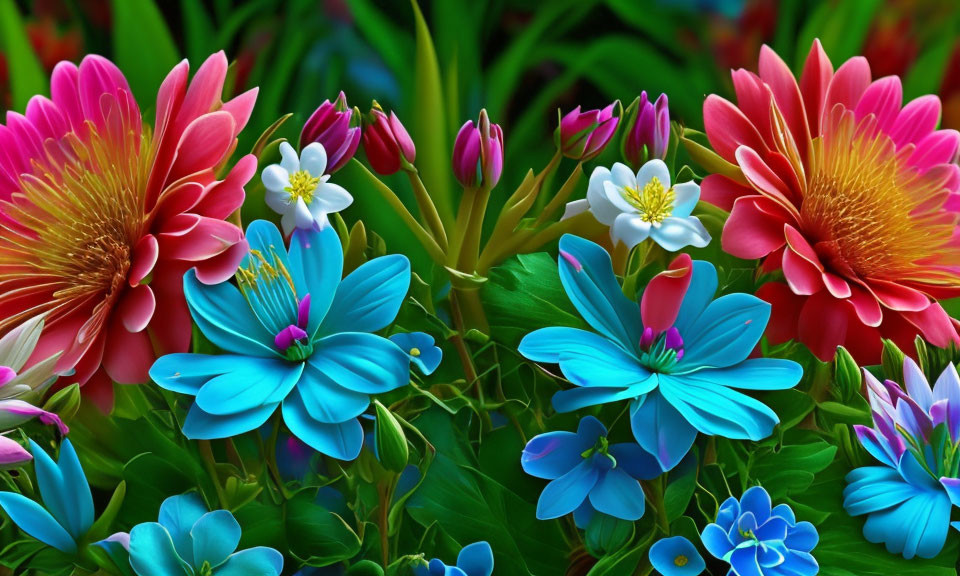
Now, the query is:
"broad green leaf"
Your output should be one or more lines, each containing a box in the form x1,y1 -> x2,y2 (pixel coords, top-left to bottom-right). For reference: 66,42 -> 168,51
111,0 -> 180,102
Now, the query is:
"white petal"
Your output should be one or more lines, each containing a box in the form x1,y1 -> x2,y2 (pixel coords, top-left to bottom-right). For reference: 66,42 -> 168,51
264,188 -> 291,214
636,158 -> 671,189
294,197 -> 315,230
610,162 -> 637,189
562,199 -> 590,220
261,164 -> 290,193
279,141 -> 300,174
650,216 -> 712,252
587,167 -> 624,225
300,142 -> 328,177
671,181 -> 701,219
280,211 -> 297,236
313,182 -> 353,213
611,212 -> 651,249
603,180 -> 639,216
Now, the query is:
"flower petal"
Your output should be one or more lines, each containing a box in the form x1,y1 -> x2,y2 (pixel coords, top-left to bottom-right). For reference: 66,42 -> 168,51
536,461 -> 599,520
297,362 -> 371,423
588,468 -> 645,521
183,270 -> 278,358
194,360 -> 303,416
659,374 -> 780,440
129,522 -> 192,576
630,391 -> 698,472
308,333 -> 409,394
319,255 -> 409,336
281,387 -> 364,460
288,224 -> 343,335
182,402 -> 278,440
191,510 -> 241,568
0,492 -> 76,553
213,547 -> 284,576
676,293 -> 770,371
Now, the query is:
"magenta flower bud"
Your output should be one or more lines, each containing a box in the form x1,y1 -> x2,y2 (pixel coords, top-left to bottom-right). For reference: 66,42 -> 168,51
639,326 -> 655,350
555,101 -> 620,161
623,91 -> 670,170
299,91 -> 362,173
452,109 -> 504,189
361,101 -> 416,175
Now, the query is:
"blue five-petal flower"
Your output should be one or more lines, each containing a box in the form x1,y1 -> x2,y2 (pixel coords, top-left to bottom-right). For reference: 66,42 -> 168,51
150,220 -> 417,461
519,234 -> 802,471
649,536 -> 705,576
415,541 -> 494,576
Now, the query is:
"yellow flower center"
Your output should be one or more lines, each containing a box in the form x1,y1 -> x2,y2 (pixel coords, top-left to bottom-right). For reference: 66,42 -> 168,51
801,109 -> 960,282
622,177 -> 674,223
286,170 -> 321,204
674,555 -> 688,567
410,347 -> 421,357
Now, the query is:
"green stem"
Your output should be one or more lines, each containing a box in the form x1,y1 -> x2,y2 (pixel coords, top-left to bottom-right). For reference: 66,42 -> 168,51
265,415 -> 292,500
534,161 -> 583,226
447,186 -> 478,268
198,440 -> 229,510
352,159 -> 445,264
405,168 -> 449,251
457,185 -> 492,273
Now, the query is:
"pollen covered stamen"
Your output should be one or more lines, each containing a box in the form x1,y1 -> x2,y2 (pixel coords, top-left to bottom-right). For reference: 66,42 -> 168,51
622,176 -> 675,223
237,248 -> 302,336
286,170 -> 321,205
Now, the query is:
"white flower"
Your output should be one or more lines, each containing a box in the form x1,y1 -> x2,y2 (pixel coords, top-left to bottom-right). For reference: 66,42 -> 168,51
261,142 -> 353,235
565,159 -> 711,252
0,314 -> 65,437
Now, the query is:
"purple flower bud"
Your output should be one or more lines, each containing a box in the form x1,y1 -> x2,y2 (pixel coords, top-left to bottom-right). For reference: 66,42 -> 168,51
361,101 -> 416,175
297,294 -> 311,329
639,326 -> 655,350
0,366 -> 15,387
556,102 -> 620,161
300,92 -> 362,173
664,326 -> 683,352
622,91 -> 670,170
0,435 -> 31,469
452,109 -> 504,189
275,325 -> 309,351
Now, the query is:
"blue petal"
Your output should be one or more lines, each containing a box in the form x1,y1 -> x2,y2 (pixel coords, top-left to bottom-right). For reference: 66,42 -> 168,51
572,501 -> 595,529
129,522 -> 192,576
158,494 -> 208,566
940,477 -> 960,508
629,391 -> 697,472
607,443 -> 661,480
658,374 -> 779,440
673,261 -> 718,334
28,440 -> 71,537
739,486 -> 772,523
843,466 -> 917,516
182,402 -> 278,440
730,546 -> 763,576
700,523 -> 733,560
785,521 -> 819,553
194,359 -> 303,416
862,489 -> 952,559
675,293 -> 769,371
672,358 -> 802,389
94,534 -> 132,576
519,327 -> 613,363
309,333 -> 409,394
288,225 -> 343,336
521,431 -> 587,480
556,235 -> 642,351
557,336 -> 650,389
213,547 -> 284,576
298,362 -> 371,423
150,354 -> 258,396
57,440 -> 94,539
191,510 -> 240,569
456,541 -> 494,576
778,551 -> 818,576
576,416 -> 608,443
319,254 -> 410,336
389,332 -> 442,375
552,379 -> 655,412
588,468 -> 645,521
536,460 -> 600,520
183,270 -> 278,358
649,536 -> 705,576
282,388 -> 364,460
0,492 -> 76,553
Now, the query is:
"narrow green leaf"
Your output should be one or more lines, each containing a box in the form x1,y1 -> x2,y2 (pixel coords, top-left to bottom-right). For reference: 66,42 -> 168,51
0,0 -> 47,110
111,0 -> 180,102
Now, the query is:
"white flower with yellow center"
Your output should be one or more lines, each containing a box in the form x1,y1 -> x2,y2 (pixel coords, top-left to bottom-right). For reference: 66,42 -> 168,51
566,159 -> 711,251
262,142 -> 353,235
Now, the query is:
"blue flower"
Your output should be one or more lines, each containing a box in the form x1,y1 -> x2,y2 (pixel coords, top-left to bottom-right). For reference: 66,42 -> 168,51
844,359 -> 960,559
126,494 -> 283,576
521,416 -> 660,521
0,439 -> 93,554
150,220 -> 414,461
415,541 -> 494,576
649,536 -> 705,576
518,235 -> 802,471
389,332 -> 442,375
701,486 -> 818,576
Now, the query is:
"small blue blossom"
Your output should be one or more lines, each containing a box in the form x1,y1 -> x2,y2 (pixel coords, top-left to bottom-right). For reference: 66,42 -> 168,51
151,220 -> 415,461
415,541 -> 494,576
521,416 -> 660,521
389,332 -> 442,375
649,536 -> 705,576
519,235 -> 802,471
701,486 -> 818,576
126,494 -> 283,576
0,439 -> 93,555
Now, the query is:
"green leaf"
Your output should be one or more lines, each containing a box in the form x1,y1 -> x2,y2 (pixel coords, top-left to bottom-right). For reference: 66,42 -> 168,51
42,384 -> 82,423
749,437 -> 838,500
87,481 -> 127,542
584,513 -> 634,557
111,0 -> 180,102
0,0 -> 47,110
585,544 -> 645,576
286,490 -> 362,566
664,452 -> 698,522
409,0 -> 453,225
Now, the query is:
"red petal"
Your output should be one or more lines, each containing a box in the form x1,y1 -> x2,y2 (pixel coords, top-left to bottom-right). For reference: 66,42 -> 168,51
168,111 -> 236,180
799,39 -> 833,135
735,147 -> 802,215
899,302 -> 960,349
798,290 -> 849,361
756,282 -> 803,344
703,95 -> 768,164
722,195 -> 790,259
782,245 -> 824,295
847,282 -> 883,327
823,56 -> 871,122
101,316 -> 155,384
759,45 -> 811,163
700,174 -> 753,212
641,254 -> 692,332
128,234 -> 159,286
867,278 -> 931,312
117,284 -> 156,333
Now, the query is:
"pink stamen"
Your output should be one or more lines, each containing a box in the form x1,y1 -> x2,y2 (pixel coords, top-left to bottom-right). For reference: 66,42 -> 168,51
275,325 -> 308,351
639,326 -> 656,350
297,293 -> 311,329
559,250 -> 582,272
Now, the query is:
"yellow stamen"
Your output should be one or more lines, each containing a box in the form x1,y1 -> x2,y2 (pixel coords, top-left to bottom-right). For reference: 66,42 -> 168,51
286,170 -> 321,204
674,555 -> 688,567
621,176 -> 675,223
410,347 -> 421,357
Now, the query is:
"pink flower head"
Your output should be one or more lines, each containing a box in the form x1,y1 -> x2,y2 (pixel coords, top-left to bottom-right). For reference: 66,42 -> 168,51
622,91 -> 670,170
556,102 -> 619,162
701,39 -> 960,363
452,109 -> 504,189
299,91 -> 361,173
361,101 -> 415,175
0,52 -> 259,409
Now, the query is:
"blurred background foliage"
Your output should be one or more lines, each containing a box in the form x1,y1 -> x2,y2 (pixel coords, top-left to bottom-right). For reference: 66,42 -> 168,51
3,0 -> 960,273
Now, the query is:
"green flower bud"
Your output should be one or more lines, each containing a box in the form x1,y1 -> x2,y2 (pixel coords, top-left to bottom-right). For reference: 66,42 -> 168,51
373,401 -> 408,473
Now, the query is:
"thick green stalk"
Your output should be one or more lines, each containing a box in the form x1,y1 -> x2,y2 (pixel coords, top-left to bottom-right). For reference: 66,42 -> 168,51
405,167 -> 449,251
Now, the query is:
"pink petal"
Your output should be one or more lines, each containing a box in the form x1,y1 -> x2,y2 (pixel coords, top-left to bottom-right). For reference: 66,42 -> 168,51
101,316 -> 155,384
900,302 -> 960,350
220,87 -> 259,137
822,271 -> 851,299
50,61 -> 84,133
168,111 -> 236,180
0,400 -> 69,435
722,195 -> 790,259
735,146 -> 801,214
782,245 -> 824,295
128,234 -> 159,287
641,254 -> 692,332
798,290 -> 849,361
733,69 -> 775,147
77,55 -> 134,133
191,237 -> 248,285
783,224 -> 824,271
847,282 -> 883,327
759,45 -> 811,161
192,154 -> 256,219
854,76 -> 902,134
156,215 -> 243,262
146,60 -> 189,208
703,95 -> 768,164
148,262 -> 192,355
117,285 -> 156,333
823,56 -> 871,121
757,282 -> 804,345
0,435 -> 31,468
25,96 -> 68,141
174,51 -> 228,136
154,181 -> 205,223
909,129 -> 960,171
867,279 -> 931,312
700,174 -> 753,212
799,39 -> 834,135
890,95 -> 941,148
